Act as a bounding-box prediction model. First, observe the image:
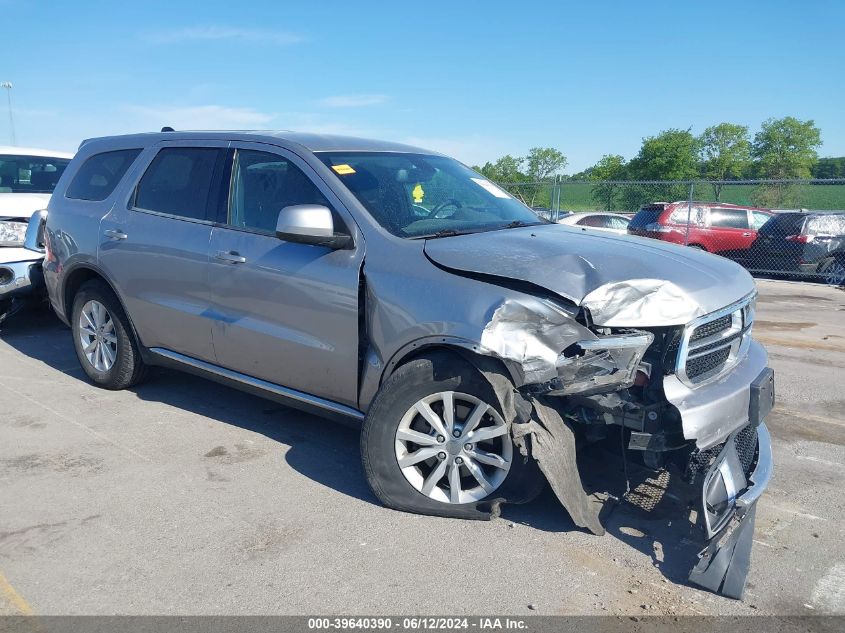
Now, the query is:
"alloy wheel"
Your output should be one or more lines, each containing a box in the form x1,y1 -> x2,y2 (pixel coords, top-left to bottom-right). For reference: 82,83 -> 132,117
394,391 -> 512,504
825,261 -> 845,288
78,300 -> 118,372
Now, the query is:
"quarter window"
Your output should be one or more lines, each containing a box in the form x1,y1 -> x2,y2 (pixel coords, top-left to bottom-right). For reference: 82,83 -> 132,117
710,208 -> 749,229
135,148 -> 221,221
751,211 -> 771,229
229,150 -> 329,233
66,149 -> 140,201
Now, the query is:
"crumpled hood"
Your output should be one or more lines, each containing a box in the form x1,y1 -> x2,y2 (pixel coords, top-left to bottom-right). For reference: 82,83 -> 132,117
0,193 -> 51,220
424,223 -> 756,327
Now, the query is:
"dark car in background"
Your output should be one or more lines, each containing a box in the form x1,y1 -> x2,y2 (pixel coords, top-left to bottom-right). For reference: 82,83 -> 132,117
628,201 -> 773,264
747,212 -> 845,286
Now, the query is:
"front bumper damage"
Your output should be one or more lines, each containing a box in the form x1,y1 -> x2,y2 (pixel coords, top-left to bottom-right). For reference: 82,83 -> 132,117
689,422 -> 773,598
0,215 -> 48,323
0,250 -> 45,324
0,257 -> 43,299
469,294 -> 774,600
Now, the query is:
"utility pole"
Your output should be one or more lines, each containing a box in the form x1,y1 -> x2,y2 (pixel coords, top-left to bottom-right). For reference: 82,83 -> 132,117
1,82 -> 16,146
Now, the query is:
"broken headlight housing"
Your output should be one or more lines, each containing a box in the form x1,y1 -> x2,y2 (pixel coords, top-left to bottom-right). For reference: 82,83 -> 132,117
548,331 -> 654,396
0,219 -> 28,247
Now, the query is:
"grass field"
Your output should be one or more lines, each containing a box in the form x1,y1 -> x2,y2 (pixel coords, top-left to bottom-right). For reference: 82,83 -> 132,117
502,181 -> 845,213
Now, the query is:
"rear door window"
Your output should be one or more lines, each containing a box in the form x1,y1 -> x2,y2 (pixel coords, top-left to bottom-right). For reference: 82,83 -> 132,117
134,147 -> 222,221
710,208 -> 749,229
66,149 -> 141,201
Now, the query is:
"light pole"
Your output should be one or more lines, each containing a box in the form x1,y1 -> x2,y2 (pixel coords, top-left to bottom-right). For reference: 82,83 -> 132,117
1,82 -> 15,146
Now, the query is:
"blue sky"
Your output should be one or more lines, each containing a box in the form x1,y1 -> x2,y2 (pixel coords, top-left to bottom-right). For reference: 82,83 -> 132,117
1,0 -> 843,172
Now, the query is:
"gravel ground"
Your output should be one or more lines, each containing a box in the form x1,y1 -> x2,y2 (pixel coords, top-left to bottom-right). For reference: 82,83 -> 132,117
0,279 -> 843,616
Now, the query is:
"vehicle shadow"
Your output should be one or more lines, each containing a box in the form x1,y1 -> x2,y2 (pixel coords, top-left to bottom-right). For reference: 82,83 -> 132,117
502,444 -> 704,587
0,306 -> 376,506
2,305 -> 703,588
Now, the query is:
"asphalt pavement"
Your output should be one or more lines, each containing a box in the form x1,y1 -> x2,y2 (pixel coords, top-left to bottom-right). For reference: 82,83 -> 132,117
0,279 -> 843,616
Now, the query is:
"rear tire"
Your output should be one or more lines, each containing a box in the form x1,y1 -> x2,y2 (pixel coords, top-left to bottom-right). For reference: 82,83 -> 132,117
819,257 -> 845,287
71,280 -> 147,390
361,351 -> 543,517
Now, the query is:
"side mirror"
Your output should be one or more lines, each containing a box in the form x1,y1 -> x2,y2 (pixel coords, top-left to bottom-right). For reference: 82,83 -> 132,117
275,205 -> 352,249
24,209 -> 48,253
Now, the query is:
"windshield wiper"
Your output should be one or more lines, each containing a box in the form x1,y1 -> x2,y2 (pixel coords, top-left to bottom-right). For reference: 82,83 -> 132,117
410,228 -> 480,240
497,220 -> 545,230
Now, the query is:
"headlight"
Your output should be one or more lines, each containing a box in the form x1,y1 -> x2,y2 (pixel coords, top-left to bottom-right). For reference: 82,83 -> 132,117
0,220 -> 28,247
549,331 -> 654,396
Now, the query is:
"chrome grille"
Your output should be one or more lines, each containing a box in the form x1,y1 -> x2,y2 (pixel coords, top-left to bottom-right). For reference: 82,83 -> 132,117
686,346 -> 731,380
676,293 -> 756,387
690,314 -> 732,342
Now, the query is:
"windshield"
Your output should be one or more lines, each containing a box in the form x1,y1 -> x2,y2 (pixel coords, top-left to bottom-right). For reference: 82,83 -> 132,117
316,152 -> 544,238
0,154 -> 70,194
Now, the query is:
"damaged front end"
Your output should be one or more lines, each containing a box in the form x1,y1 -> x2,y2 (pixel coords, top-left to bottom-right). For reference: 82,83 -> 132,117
472,289 -> 774,600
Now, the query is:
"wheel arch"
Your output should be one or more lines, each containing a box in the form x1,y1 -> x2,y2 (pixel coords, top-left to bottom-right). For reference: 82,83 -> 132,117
359,336 -> 521,411
61,264 -> 146,354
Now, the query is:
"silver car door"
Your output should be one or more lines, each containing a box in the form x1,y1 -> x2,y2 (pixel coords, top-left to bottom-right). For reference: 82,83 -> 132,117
207,143 -> 364,408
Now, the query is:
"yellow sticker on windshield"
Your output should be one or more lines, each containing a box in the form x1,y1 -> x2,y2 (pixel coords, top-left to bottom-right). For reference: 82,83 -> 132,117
412,183 -> 425,203
332,164 -> 356,175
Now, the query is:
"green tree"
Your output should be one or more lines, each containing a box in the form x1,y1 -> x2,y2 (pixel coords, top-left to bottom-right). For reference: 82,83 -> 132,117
628,128 -> 699,181
523,147 -> 567,207
750,117 -> 822,207
588,154 -> 627,211
477,154 -> 526,183
624,129 -> 698,208
811,157 -> 845,179
698,123 -> 751,200
751,116 -> 822,179
525,147 -> 567,181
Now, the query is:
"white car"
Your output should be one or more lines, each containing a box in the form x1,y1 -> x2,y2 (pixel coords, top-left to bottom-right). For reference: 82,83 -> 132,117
558,212 -> 631,235
1,146 -> 74,323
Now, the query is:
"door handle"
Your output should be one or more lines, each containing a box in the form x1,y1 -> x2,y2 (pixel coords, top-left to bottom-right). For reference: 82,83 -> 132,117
104,229 -> 128,241
214,250 -> 247,264
742,232 -> 751,237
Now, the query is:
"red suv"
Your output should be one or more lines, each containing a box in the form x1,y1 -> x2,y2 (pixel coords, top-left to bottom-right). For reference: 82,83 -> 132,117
628,201 -> 773,264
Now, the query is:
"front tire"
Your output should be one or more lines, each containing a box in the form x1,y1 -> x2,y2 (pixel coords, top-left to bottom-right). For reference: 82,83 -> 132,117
71,280 -> 147,390
361,351 -> 542,517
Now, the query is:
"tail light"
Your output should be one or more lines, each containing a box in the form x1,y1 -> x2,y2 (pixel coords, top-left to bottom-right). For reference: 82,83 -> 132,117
785,234 -> 812,244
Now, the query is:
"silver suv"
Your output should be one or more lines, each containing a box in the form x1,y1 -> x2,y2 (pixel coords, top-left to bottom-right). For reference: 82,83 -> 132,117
43,131 -> 774,598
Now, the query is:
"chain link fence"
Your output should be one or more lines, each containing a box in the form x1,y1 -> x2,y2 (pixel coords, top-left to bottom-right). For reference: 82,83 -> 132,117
496,178 -> 845,287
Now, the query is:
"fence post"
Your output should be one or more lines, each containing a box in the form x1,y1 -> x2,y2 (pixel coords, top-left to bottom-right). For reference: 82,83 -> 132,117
684,182 -> 695,246
553,175 -> 562,221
